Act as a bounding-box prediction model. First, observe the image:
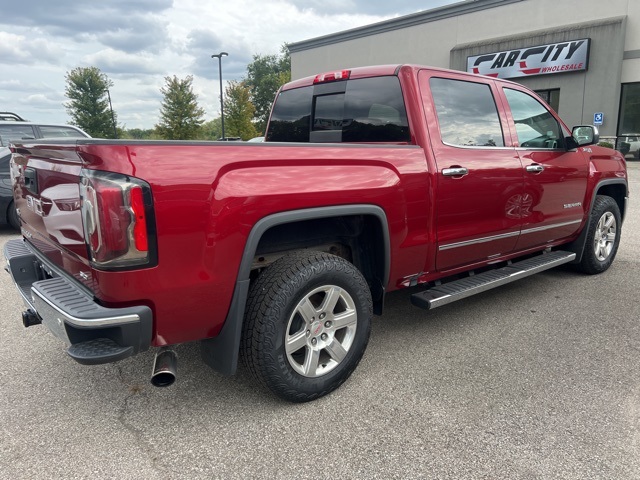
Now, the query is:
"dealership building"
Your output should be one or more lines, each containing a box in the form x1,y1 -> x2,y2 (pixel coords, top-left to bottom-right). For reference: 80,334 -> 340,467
288,0 -> 640,146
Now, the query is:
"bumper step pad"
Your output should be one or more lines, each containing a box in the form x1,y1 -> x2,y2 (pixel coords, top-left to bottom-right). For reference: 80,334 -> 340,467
411,250 -> 576,310
4,239 -> 153,365
67,339 -> 134,365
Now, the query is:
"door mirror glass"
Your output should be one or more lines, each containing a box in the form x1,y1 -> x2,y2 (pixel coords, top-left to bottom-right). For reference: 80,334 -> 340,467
572,125 -> 599,146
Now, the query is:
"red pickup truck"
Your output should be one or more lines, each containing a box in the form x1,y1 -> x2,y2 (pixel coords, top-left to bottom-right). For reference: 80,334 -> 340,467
5,65 -> 628,402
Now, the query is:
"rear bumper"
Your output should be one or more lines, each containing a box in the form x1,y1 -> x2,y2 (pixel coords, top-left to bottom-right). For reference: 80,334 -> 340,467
4,238 -> 152,365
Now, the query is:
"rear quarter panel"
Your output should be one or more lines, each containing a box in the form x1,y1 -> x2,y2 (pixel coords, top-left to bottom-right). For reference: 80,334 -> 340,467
77,142 -> 431,345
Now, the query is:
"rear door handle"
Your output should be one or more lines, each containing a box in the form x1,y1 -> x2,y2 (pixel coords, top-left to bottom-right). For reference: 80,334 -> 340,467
526,164 -> 544,173
442,167 -> 468,177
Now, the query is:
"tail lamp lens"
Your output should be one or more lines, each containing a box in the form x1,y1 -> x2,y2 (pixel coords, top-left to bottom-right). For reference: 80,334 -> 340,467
80,171 -> 154,269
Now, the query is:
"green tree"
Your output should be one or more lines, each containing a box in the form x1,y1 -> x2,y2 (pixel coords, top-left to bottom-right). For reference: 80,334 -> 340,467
224,81 -> 258,140
199,118 -> 222,140
156,75 -> 205,140
64,66 -> 117,138
245,46 -> 291,132
122,128 -> 159,140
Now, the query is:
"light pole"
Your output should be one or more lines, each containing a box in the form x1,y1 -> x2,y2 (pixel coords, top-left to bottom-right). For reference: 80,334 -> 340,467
211,52 -> 228,140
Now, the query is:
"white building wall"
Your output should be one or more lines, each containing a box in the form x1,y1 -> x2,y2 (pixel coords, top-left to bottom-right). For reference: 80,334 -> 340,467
290,0 -> 640,137
291,0 -> 640,80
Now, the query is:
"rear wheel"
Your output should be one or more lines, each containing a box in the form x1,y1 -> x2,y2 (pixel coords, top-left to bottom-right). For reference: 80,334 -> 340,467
576,195 -> 621,274
240,250 -> 372,402
7,201 -> 19,230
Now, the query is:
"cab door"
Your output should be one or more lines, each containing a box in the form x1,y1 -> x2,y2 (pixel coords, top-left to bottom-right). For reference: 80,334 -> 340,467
419,71 -> 524,272
499,87 -> 588,251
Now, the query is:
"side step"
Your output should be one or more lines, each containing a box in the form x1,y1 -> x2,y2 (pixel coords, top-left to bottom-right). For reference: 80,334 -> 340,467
411,250 -> 576,310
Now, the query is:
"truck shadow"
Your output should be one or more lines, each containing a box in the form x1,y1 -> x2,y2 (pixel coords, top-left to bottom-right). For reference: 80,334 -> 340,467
83,266 -> 593,411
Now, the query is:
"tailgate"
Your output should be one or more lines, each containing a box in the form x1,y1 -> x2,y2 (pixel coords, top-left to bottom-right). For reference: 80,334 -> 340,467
11,140 -> 155,284
11,142 -> 89,275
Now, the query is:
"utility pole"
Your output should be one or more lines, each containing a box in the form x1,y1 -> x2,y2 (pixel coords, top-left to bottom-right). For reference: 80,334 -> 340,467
211,52 -> 229,140
106,88 -> 117,138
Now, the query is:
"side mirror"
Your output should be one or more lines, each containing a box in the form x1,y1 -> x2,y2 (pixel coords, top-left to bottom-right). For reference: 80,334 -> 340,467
572,125 -> 599,147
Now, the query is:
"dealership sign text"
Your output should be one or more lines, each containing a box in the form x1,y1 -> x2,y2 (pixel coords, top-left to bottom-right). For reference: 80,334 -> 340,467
467,39 -> 590,79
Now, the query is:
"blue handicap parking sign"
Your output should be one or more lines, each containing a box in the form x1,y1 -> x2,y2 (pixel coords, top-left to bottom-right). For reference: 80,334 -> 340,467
594,112 -> 604,125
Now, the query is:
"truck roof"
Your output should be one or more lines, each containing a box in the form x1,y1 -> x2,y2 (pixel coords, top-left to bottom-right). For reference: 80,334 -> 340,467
283,64 -> 522,91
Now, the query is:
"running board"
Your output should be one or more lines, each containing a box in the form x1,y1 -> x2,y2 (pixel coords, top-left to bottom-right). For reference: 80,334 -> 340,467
410,251 -> 576,311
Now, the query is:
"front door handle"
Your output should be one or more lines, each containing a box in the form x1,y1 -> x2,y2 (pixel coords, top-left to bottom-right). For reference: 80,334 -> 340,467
442,167 -> 469,177
526,164 -> 544,173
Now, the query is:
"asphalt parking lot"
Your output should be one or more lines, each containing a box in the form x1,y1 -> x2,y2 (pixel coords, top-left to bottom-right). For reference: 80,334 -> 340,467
1,163 -> 639,480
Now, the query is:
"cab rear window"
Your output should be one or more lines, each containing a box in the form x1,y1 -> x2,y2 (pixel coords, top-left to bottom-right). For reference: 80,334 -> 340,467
266,76 -> 410,143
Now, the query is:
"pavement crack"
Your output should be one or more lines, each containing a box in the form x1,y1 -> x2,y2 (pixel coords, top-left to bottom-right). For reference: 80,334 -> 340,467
115,365 -> 174,478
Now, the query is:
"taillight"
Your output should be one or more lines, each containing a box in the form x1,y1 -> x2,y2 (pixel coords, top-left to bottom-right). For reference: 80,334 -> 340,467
130,186 -> 148,252
313,70 -> 351,84
80,170 -> 156,269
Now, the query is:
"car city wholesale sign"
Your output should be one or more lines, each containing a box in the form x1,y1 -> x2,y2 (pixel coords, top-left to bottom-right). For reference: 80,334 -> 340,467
467,39 -> 590,79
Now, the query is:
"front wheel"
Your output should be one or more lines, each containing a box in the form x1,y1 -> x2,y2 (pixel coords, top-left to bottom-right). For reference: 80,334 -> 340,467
576,195 -> 621,274
240,251 -> 372,402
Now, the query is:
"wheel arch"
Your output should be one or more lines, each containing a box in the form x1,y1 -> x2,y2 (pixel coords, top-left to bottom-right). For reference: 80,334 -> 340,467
201,205 -> 390,376
594,181 -> 627,224
565,179 -> 628,263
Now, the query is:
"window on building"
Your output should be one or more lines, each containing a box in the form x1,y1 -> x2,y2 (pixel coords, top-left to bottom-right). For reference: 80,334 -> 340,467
534,89 -> 560,113
617,83 -> 640,157
504,88 -> 564,149
429,77 -> 504,147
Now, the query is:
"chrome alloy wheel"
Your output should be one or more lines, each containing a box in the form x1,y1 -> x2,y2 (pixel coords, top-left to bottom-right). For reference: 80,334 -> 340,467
285,285 -> 358,378
593,211 -> 617,261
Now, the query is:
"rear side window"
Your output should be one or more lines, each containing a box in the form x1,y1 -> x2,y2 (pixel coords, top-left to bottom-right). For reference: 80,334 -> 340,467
429,78 -> 504,147
267,76 -> 410,143
39,125 -> 87,138
0,124 -> 36,145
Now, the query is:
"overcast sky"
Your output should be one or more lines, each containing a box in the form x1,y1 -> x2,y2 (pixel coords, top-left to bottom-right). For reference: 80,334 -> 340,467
0,0 -> 457,130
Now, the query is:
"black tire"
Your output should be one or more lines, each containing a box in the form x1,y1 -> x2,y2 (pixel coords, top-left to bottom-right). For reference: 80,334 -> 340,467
576,195 -> 621,274
7,201 -> 19,230
240,250 -> 372,402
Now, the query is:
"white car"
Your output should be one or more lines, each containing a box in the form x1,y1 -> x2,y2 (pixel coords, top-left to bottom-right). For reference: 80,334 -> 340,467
619,133 -> 640,158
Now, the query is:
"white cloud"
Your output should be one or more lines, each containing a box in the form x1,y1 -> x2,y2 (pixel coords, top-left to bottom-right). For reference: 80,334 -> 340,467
0,0 -> 457,129
0,32 -> 64,66
20,94 -> 65,108
83,49 -> 164,76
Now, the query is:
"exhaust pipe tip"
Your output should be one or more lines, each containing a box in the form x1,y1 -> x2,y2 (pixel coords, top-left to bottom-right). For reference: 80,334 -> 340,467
151,348 -> 177,387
